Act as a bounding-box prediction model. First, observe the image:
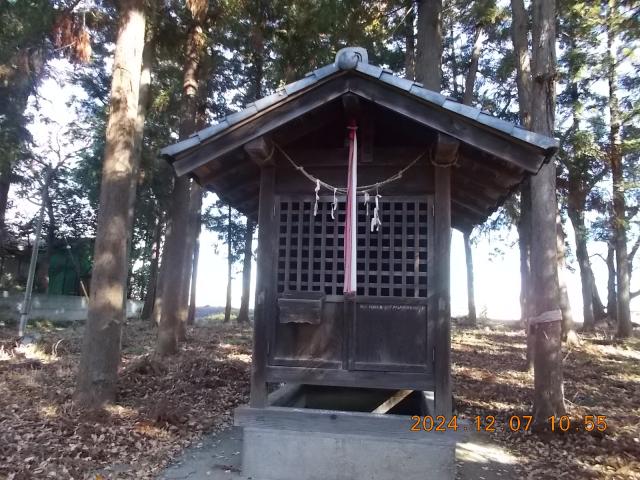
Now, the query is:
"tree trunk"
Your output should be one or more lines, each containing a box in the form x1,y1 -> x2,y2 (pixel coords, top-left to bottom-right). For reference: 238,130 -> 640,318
75,0 -> 147,408
125,24 -> 155,288
510,0 -> 534,368
510,0 -> 533,129
176,183 -> 202,339
156,1 -> 208,355
517,180 -> 534,369
463,231 -> 476,325
567,203 -> 595,331
237,220 -> 254,324
224,204 -> 233,323
187,226 -> 200,325
529,0 -> 565,424
591,269 -> 606,321
448,17 -> 460,97
39,172 -> 55,293
248,1 -> 266,100
151,239 -> 166,325
557,217 -> 577,344
416,0 -> 443,91
606,242 -> 617,321
564,35 -> 596,333
462,25 -> 485,106
141,217 -> 162,320
458,28 -> 482,328
0,163 -> 12,254
606,1 -> 631,338
404,2 -> 416,80
122,23 -> 157,306
157,179 -> 191,354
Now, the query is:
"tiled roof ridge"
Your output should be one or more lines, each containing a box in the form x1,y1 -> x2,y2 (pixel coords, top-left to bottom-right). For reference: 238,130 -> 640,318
161,46 -> 557,158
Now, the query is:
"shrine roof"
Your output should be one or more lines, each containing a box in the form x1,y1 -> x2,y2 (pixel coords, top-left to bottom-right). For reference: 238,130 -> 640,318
160,47 -> 558,229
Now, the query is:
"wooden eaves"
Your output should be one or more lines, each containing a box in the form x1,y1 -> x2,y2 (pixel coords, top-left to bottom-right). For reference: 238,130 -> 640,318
160,49 -> 558,231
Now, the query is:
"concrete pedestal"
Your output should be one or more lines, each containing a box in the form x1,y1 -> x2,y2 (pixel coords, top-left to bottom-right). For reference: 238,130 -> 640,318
242,427 -> 455,480
234,387 -> 463,480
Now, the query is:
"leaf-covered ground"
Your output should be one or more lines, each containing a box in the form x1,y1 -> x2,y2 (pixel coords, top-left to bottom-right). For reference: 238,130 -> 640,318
0,321 -> 251,480
453,322 -> 640,479
0,319 -> 638,479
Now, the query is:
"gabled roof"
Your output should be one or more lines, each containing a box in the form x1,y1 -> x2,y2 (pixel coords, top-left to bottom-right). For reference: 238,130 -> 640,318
161,47 -> 558,229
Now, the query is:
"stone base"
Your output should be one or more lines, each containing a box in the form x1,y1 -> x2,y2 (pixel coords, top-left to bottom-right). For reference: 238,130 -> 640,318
234,386 -> 463,480
242,427 -> 455,480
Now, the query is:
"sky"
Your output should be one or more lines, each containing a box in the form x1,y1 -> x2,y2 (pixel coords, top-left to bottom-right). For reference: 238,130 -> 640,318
15,59 -> 639,322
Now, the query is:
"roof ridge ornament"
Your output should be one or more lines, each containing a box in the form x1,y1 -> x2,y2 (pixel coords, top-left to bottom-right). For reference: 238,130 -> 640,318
335,47 -> 368,70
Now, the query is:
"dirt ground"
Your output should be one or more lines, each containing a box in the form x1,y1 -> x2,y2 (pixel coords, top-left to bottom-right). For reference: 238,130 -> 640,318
0,321 -> 252,480
453,322 -> 640,479
0,319 -> 638,479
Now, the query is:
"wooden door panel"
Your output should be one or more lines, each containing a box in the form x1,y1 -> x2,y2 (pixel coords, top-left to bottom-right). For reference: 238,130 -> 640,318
350,298 -> 429,372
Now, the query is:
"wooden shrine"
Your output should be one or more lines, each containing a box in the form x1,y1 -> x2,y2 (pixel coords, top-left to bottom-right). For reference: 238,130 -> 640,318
162,47 -> 558,480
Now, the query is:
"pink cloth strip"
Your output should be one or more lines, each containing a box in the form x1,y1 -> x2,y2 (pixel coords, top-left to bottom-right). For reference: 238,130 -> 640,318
344,120 -> 358,295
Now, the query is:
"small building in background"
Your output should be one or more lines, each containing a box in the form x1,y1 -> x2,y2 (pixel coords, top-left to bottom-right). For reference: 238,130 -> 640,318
0,238 -> 92,296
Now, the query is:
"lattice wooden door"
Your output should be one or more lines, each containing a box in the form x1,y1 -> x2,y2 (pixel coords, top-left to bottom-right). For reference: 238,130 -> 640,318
275,195 -> 431,299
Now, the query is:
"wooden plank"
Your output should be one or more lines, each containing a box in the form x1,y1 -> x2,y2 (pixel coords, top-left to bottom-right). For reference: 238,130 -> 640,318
220,177 -> 259,197
352,300 -> 428,372
360,102 -> 375,163
276,147 -> 429,167
307,197 -> 315,291
402,201 -> 408,297
175,74 -> 545,177
284,199 -> 292,292
245,136 -> 274,166
450,207 -> 478,232
364,198 -> 371,295
266,365 -> 435,391
349,76 -> 546,172
372,389 -> 413,414
214,187 -> 259,214
433,165 -> 452,417
200,155 -> 254,186
296,200 -> 303,290
451,174 -> 502,202
332,198 -> 339,292
267,384 -> 304,407
412,199 -> 420,299
344,297 -> 355,370
271,298 -> 344,366
343,295 -> 428,305
376,197 -> 383,296
270,358 -> 343,369
421,390 -> 435,416
342,92 -> 362,117
173,77 -> 350,176
433,133 -> 459,166
452,198 -> 488,218
271,102 -> 341,146
320,200 -> 327,294
234,405 -> 460,444
389,198 -> 396,295
426,196 -> 435,368
277,296 -> 324,324
250,165 -> 277,407
456,155 -> 522,188
352,361 -> 427,373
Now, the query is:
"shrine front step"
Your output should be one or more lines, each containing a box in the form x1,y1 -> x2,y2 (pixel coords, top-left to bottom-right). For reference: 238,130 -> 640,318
235,405 -> 462,480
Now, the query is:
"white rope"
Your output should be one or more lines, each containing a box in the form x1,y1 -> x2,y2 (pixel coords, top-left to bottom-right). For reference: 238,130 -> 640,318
313,178 -> 320,216
371,189 -> 382,232
331,188 -> 337,219
528,309 -> 562,325
274,142 -> 427,194
364,191 -> 370,218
